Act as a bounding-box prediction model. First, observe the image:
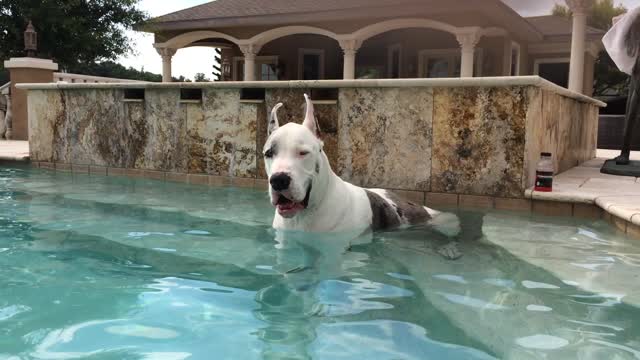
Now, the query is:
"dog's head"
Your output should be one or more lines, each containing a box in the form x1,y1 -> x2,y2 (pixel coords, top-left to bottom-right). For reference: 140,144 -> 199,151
263,94 -> 324,218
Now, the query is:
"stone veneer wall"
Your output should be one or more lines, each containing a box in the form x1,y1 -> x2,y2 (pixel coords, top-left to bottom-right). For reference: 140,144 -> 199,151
25,79 -> 602,199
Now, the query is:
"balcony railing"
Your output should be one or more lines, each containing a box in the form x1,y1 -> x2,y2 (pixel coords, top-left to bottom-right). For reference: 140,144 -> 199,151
53,72 -> 144,84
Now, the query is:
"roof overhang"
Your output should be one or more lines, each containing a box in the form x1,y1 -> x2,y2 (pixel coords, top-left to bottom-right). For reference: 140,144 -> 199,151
529,39 -> 604,57
138,0 -> 543,43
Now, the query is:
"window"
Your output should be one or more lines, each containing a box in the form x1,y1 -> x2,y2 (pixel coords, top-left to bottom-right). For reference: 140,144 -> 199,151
298,49 -> 325,80
387,44 -> 402,78
260,63 -> 278,81
356,66 -> 385,79
534,58 -> 570,88
423,56 -> 461,78
303,54 -> 320,79
418,49 -> 481,78
233,56 -> 278,81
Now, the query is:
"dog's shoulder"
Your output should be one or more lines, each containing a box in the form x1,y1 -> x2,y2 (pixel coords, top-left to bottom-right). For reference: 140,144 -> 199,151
364,189 -> 431,230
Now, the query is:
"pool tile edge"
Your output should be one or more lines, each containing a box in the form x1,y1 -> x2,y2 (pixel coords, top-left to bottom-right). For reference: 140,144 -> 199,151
30,161 -> 640,240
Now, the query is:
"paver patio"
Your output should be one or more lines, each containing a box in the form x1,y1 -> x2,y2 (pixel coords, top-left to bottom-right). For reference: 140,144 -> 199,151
0,140 -> 29,161
528,149 -> 640,228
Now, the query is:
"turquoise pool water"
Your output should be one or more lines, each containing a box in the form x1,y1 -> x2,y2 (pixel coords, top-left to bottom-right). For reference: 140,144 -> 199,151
1,165 -> 640,359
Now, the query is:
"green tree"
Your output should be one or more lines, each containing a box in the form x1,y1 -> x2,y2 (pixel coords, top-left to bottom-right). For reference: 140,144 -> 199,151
172,75 -> 192,82
213,48 -> 222,81
70,61 -> 162,82
552,0 -> 628,96
0,0 -> 148,82
193,72 -> 210,82
553,0 -> 627,31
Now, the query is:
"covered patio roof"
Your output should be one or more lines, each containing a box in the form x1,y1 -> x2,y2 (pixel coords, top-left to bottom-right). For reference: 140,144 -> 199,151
140,0 -> 599,95
527,15 -> 605,42
139,0 -> 544,43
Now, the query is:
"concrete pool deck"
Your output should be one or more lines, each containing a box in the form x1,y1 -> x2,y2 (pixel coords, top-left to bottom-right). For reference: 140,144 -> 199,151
527,149 -> 640,237
0,140 -> 29,162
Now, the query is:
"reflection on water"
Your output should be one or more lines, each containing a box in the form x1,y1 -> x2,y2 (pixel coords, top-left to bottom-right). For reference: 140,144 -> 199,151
1,165 -> 640,359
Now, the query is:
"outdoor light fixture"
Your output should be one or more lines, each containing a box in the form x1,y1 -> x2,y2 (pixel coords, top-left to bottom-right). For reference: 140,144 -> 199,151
24,20 -> 37,57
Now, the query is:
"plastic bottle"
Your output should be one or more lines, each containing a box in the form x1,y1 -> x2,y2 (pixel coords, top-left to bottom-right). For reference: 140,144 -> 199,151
534,152 -> 554,192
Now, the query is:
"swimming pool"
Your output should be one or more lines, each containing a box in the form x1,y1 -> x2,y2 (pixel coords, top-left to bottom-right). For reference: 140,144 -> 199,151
1,165 -> 639,359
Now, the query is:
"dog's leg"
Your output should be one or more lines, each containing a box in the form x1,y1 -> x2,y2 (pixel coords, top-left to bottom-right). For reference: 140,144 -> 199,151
434,211 -> 487,260
425,208 -> 461,238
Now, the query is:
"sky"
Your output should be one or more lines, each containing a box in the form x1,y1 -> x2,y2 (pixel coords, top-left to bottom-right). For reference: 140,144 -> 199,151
117,0 -> 212,80
118,0 -> 639,80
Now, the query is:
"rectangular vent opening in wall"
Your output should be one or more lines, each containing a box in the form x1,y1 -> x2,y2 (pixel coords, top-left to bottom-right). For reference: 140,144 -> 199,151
180,88 -> 202,101
124,89 -> 145,101
310,88 -> 338,101
241,88 -> 265,101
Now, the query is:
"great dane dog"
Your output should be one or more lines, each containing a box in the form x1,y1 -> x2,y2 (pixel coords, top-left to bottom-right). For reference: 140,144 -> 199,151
263,94 -> 461,253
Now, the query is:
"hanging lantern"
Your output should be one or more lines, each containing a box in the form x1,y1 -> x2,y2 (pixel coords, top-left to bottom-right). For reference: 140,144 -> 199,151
24,20 -> 38,57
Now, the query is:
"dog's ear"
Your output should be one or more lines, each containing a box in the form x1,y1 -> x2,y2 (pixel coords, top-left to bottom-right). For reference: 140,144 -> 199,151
302,94 -> 321,138
268,103 -> 282,136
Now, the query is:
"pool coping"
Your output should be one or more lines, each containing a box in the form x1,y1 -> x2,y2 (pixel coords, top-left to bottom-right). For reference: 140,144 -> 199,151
27,159 -> 640,240
16,76 -> 605,106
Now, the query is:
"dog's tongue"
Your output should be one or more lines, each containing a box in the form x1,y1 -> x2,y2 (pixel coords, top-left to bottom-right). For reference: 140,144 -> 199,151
277,202 -> 305,217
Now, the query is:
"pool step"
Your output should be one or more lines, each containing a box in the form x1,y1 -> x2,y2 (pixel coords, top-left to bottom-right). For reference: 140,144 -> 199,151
11,201 -> 282,276
4,172 -> 329,278
27,227 -> 278,290
9,171 -> 274,228
378,227 -> 639,360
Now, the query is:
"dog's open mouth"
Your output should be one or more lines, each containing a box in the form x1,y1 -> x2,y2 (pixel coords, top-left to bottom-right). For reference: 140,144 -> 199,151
274,185 -> 311,218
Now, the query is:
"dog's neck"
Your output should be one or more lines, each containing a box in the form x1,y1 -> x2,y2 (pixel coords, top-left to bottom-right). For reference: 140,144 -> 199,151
317,151 -> 341,199
305,150 -> 335,212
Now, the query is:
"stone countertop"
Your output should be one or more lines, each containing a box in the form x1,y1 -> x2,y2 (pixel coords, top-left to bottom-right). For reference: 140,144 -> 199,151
526,149 -> 640,226
0,140 -> 30,161
16,76 -> 605,106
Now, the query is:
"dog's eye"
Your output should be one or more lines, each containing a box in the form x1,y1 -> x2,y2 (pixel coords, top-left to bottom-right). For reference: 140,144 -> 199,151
299,150 -> 310,157
264,149 -> 274,158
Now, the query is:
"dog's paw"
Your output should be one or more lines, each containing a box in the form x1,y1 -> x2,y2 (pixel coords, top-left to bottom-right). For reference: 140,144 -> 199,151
437,242 -> 463,260
429,211 -> 461,238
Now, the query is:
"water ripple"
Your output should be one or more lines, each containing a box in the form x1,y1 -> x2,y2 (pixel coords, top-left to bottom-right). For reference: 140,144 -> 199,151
0,305 -> 31,321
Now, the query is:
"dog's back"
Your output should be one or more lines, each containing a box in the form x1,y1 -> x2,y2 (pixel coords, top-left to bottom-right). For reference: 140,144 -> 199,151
365,189 -> 460,237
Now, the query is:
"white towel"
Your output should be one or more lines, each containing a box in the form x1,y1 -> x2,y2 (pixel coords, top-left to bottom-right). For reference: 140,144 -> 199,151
603,7 -> 640,75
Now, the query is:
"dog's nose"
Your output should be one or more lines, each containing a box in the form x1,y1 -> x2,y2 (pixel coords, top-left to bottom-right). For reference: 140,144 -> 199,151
270,172 -> 291,191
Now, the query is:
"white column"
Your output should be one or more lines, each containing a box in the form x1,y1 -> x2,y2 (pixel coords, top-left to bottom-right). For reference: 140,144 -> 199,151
244,54 -> 256,81
456,31 -> 481,78
339,40 -> 361,80
156,48 -> 177,82
566,0 -> 593,93
240,44 -> 261,81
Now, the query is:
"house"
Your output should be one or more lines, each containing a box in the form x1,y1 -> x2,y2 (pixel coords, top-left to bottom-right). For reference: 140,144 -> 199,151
141,0 -> 603,95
